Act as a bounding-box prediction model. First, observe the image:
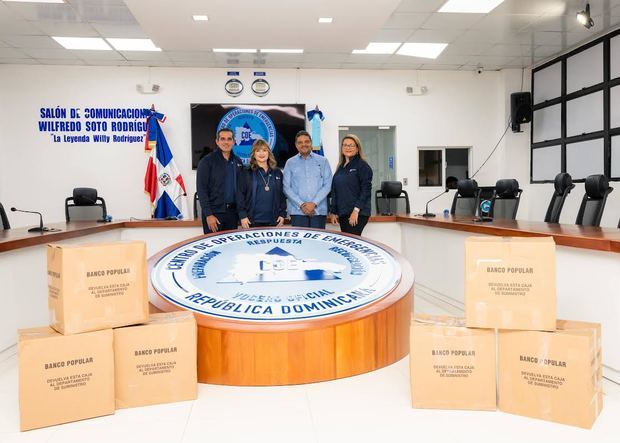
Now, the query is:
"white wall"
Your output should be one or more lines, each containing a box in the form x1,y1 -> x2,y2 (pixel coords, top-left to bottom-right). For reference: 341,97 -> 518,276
0,64 -> 512,227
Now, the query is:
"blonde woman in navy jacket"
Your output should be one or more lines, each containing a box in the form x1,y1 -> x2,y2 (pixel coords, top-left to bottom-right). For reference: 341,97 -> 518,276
238,139 -> 286,228
328,134 -> 373,236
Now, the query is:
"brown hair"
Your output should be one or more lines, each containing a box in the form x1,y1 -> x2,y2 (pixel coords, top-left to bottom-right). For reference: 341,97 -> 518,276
338,134 -> 366,167
249,139 -> 277,170
295,130 -> 312,143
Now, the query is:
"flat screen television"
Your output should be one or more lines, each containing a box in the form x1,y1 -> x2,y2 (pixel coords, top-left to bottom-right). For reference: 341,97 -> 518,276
191,103 -> 306,169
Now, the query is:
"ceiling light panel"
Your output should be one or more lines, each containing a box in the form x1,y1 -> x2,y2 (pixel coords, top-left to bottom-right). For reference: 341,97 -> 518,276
318,17 -> 333,23
439,0 -> 504,14
352,42 -> 401,54
213,48 -> 257,53
52,37 -> 111,50
397,43 -> 448,59
260,49 -> 304,53
192,15 -> 208,21
106,38 -> 161,51
3,0 -> 64,3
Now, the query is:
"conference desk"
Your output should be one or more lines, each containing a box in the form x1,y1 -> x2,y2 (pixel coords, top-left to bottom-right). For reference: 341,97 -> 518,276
1,216 -> 619,382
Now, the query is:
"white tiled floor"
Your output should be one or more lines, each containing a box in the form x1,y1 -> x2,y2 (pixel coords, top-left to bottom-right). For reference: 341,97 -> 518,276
1,297 -> 619,443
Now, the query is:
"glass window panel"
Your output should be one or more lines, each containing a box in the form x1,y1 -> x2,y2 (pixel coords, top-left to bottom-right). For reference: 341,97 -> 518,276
533,62 -> 561,104
612,136 -> 620,177
566,91 -> 603,137
418,149 -> 442,187
566,138 -> 604,180
612,35 -> 620,80
533,104 -> 561,143
532,145 -> 561,181
612,86 -> 620,129
567,43 -> 603,93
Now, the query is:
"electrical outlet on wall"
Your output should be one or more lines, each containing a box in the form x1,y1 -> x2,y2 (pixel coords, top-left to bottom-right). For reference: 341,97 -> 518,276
403,178 -> 408,186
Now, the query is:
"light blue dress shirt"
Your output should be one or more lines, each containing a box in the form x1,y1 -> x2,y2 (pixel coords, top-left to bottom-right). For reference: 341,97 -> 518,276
283,152 -> 333,216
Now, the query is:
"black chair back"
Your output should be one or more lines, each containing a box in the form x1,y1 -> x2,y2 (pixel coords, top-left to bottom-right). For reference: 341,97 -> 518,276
450,179 -> 480,217
544,173 -> 575,223
375,181 -> 410,215
490,179 -> 522,220
194,192 -> 202,219
0,203 -> 10,230
575,175 -> 613,227
65,187 -> 107,222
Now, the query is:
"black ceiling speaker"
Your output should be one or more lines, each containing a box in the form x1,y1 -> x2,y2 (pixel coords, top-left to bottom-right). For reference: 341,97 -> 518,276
510,92 -> 532,133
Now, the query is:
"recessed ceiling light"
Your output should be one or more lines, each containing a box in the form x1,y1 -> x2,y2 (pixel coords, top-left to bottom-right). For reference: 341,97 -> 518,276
396,43 -> 448,59
106,38 -> 161,51
192,15 -> 209,21
52,37 -> 111,50
352,42 -> 401,55
260,49 -> 304,54
213,48 -> 257,53
4,0 -> 64,3
439,0 -> 504,13
318,17 -> 333,23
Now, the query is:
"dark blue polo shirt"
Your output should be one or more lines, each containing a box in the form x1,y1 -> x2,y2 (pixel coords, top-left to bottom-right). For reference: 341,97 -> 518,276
330,156 -> 373,216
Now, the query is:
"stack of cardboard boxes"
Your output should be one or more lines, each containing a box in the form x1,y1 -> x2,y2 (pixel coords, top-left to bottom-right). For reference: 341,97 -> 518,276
410,237 -> 603,429
18,241 -> 197,431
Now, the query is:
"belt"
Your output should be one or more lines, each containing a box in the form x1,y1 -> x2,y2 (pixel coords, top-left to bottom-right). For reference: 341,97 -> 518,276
225,203 -> 237,210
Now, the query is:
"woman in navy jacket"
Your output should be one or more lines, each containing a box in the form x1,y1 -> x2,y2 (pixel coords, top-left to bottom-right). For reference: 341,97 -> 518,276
328,134 -> 373,236
238,139 -> 287,228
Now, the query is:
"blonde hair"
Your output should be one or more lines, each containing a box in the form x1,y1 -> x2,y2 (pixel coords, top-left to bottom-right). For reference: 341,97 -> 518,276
249,139 -> 277,170
339,134 -> 366,167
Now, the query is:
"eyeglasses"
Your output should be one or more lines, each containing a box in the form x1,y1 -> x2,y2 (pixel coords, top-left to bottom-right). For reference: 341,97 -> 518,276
342,143 -> 357,148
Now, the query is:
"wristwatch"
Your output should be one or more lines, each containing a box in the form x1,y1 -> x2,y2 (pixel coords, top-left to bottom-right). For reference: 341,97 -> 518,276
353,207 -> 360,213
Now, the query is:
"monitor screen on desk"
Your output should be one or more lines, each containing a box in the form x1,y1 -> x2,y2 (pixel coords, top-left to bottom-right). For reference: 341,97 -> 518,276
190,103 -> 306,169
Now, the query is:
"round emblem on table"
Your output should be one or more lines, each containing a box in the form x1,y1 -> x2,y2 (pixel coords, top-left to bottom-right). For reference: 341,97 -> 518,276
217,108 -> 276,164
224,79 -> 244,97
150,228 -> 401,322
251,79 -> 270,97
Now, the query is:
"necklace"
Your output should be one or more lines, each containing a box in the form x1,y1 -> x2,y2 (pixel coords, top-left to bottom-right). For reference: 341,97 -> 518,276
258,168 -> 271,191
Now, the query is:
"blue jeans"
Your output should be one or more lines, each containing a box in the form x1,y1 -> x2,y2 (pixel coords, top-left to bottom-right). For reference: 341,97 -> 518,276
290,215 -> 326,229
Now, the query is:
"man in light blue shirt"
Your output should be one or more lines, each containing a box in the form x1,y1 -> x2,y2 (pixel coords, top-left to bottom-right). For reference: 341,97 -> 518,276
283,130 -> 332,229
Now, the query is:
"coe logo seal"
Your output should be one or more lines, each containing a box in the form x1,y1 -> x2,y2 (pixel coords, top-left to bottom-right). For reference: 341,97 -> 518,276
217,108 -> 276,164
150,228 -> 401,321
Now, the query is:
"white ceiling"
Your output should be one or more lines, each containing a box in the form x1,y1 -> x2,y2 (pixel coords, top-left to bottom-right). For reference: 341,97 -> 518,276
0,0 -> 619,70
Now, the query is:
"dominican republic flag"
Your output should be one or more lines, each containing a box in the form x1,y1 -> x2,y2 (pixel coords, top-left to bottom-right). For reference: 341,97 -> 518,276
144,109 -> 189,219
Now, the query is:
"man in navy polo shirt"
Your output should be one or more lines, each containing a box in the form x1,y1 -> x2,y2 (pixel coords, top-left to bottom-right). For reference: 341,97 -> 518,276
196,128 -> 244,233
283,130 -> 332,229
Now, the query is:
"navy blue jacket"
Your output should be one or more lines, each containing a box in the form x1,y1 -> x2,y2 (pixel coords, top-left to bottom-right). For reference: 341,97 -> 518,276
330,156 -> 373,216
237,167 -> 287,223
196,149 -> 244,217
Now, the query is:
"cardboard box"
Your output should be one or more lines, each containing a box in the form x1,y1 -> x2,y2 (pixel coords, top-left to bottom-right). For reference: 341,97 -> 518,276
114,311 -> 197,408
18,327 -> 114,431
498,320 -> 603,428
410,314 -> 496,410
48,241 -> 148,334
465,236 -> 556,331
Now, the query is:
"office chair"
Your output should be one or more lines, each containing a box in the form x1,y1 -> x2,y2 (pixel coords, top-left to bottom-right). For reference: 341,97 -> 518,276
490,179 -> 522,220
575,174 -> 613,227
65,187 -> 108,222
0,202 -> 10,230
544,173 -> 575,223
450,179 -> 480,217
375,181 -> 410,215
193,192 -> 202,219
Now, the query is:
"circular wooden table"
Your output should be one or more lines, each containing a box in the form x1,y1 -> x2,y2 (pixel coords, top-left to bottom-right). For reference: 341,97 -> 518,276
149,228 -> 413,386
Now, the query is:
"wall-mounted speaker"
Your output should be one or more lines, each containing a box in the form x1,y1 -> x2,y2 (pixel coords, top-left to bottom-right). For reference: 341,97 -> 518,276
510,92 -> 532,133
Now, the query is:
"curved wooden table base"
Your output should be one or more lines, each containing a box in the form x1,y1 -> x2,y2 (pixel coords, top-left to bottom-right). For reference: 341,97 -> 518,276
149,229 -> 414,386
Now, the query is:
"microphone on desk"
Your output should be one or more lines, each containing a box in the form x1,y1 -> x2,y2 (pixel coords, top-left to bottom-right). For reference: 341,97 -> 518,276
10,207 -> 59,233
418,189 -> 449,218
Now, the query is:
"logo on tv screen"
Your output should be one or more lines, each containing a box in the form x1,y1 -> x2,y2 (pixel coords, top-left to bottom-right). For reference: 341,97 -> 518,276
217,108 -> 276,164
